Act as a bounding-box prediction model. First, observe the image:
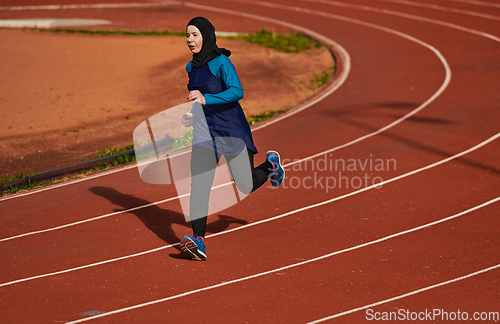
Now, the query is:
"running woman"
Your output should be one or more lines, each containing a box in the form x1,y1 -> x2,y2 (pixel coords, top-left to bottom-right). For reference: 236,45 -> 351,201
179,17 -> 285,261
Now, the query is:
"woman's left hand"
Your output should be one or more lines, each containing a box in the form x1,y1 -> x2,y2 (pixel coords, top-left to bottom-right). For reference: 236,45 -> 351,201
187,90 -> 206,105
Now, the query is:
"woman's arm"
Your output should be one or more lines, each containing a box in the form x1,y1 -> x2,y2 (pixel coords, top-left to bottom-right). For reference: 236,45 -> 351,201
204,55 -> 244,105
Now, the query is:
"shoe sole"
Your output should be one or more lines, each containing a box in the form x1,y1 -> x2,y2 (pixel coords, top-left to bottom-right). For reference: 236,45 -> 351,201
180,236 -> 207,261
267,150 -> 285,187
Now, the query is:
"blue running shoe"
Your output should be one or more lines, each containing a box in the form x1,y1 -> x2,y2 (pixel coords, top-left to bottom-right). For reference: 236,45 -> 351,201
266,150 -> 285,187
180,234 -> 207,261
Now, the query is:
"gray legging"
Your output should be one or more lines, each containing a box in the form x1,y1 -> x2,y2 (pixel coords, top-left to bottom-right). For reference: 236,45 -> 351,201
189,145 -> 273,237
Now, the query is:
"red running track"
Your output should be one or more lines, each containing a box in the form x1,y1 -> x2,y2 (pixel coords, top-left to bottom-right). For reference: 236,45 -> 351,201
1,0 -> 499,323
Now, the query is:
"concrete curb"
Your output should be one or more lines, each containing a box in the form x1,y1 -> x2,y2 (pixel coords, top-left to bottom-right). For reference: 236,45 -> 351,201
0,149 -> 136,192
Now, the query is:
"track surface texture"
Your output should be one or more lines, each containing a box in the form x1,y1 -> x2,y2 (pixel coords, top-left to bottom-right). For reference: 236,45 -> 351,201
1,0 -> 499,323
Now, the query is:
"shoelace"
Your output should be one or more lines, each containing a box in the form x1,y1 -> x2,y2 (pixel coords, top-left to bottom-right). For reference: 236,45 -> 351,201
193,234 -> 205,243
269,161 -> 278,177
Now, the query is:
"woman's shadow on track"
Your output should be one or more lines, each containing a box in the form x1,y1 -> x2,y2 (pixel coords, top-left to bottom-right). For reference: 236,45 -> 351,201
89,186 -> 247,259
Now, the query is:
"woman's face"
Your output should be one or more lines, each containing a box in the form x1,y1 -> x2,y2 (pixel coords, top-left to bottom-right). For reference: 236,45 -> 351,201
186,25 -> 203,54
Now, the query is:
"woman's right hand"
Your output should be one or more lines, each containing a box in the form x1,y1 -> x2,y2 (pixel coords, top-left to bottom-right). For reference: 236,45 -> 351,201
182,112 -> 194,127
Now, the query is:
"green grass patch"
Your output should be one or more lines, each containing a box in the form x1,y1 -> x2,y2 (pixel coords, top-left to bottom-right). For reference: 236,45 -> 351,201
247,110 -> 285,125
311,65 -> 335,88
86,145 -> 136,172
171,129 -> 193,151
238,29 -> 322,53
2,177 -> 58,196
0,167 -> 88,195
1,145 -> 137,196
89,145 -> 134,160
1,172 -> 36,184
48,28 -> 323,53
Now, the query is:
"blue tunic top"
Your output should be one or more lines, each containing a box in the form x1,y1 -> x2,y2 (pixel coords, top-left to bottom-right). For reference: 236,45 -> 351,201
187,54 -> 257,155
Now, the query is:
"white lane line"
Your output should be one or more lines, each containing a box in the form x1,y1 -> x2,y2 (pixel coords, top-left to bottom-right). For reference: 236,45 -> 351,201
64,197 -> 500,323
0,242 -> 180,289
0,177 -> 237,242
301,0 -> 500,42
2,132 -> 498,288
0,1 -> 180,11
307,264 -> 500,323
0,194 -> 183,242
0,163 -> 139,202
0,0 -> 451,238
0,8 -> 349,203
449,0 -> 500,9
377,0 -> 500,21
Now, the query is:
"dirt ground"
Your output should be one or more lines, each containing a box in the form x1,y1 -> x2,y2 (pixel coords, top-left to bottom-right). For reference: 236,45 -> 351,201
0,28 -> 333,180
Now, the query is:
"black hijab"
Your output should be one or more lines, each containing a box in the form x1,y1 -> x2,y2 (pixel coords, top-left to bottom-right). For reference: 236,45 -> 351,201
187,17 -> 231,68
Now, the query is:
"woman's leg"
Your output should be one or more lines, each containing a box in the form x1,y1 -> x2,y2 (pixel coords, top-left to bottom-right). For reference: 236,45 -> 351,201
228,149 -> 273,195
189,145 -> 219,238
249,150 -> 274,192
